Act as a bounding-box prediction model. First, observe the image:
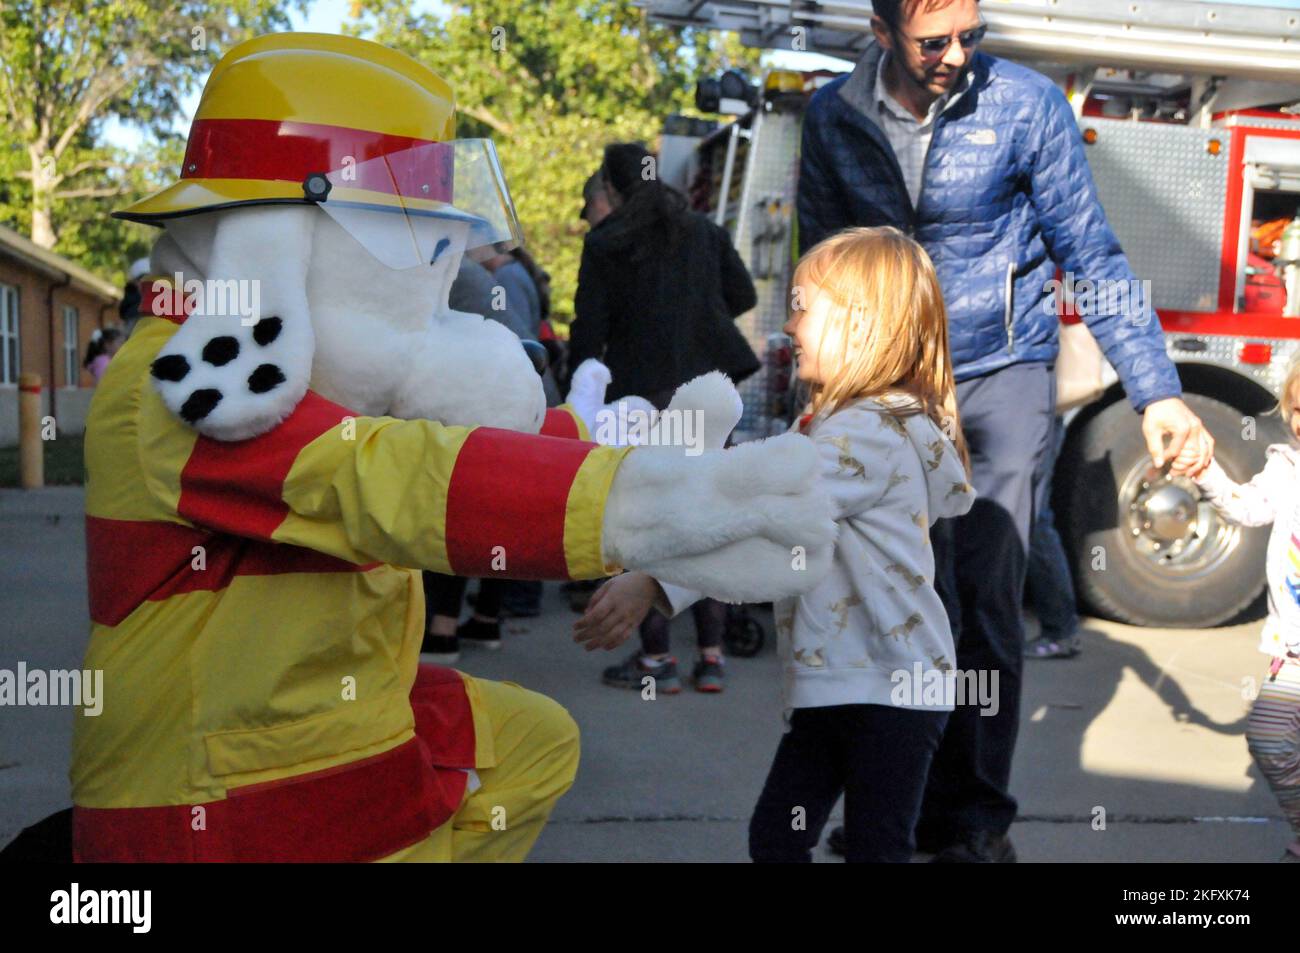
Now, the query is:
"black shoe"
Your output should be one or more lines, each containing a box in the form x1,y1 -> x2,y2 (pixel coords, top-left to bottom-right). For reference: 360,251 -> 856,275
457,617 -> 501,650
912,826 -> 945,855
420,633 -> 459,663
602,652 -> 681,694
930,831 -> 1017,863
827,824 -> 940,858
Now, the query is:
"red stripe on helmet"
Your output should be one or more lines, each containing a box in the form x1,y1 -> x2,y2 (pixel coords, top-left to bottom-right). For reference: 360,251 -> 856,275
182,118 -> 453,202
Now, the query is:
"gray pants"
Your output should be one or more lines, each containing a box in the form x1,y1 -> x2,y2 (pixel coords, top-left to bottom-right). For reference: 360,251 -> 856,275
920,361 -> 1056,840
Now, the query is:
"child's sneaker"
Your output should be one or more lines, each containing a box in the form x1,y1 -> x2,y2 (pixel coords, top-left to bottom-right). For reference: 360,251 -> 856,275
420,633 -> 459,663
458,617 -> 501,650
602,652 -> 681,694
692,656 -> 725,693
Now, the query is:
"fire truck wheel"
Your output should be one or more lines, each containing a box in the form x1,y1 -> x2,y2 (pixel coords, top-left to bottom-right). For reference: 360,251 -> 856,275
1058,393 -> 1279,629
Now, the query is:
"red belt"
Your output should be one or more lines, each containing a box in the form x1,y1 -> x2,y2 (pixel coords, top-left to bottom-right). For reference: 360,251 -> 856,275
73,665 -> 476,863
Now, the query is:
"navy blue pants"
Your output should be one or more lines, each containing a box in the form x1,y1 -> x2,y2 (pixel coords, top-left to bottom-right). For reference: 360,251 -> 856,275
749,704 -> 949,862
1025,416 -> 1080,642
921,361 -> 1056,841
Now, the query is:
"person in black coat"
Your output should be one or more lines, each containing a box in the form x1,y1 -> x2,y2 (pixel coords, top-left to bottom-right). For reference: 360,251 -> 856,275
568,143 -> 761,694
567,144 -> 760,405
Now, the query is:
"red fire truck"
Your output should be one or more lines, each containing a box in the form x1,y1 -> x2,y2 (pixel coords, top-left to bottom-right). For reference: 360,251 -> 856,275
646,0 -> 1300,627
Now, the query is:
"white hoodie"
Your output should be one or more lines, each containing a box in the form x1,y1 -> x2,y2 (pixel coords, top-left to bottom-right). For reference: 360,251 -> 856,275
661,395 -> 975,711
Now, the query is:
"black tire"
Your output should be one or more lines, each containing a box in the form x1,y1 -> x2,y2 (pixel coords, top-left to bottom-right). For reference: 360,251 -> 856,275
1057,393 -> 1282,628
724,613 -> 766,657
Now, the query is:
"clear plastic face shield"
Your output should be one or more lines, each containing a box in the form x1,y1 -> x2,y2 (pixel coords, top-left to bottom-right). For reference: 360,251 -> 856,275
315,139 -> 523,270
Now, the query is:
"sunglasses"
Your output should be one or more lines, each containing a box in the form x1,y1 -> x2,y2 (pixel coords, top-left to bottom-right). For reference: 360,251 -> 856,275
901,22 -> 987,59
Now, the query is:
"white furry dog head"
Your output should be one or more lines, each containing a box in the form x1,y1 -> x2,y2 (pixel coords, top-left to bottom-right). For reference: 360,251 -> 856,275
146,204 -> 545,441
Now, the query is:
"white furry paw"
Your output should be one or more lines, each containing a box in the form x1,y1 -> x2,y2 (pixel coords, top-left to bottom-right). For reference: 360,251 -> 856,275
150,312 -> 311,441
602,431 -> 837,594
657,371 -> 743,451
568,358 -> 613,408
639,534 -> 833,604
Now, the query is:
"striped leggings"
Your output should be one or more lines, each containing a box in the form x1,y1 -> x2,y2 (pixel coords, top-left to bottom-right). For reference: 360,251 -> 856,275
1246,659 -> 1300,838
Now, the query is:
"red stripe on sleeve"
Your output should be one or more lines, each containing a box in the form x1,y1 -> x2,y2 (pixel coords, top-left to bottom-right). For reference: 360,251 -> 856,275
539,407 -> 581,440
444,428 -> 594,578
86,517 -> 205,626
86,515 -> 377,627
178,390 -> 356,540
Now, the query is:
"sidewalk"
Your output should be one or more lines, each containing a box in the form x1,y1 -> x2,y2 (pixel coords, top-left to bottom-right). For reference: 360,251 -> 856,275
0,486 -> 1288,861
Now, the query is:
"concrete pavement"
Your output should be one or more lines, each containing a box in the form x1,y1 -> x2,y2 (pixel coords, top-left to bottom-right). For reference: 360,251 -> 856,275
0,486 -> 1290,861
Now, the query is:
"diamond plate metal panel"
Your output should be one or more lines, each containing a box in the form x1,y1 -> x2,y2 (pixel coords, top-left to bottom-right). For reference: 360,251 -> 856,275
1221,115 -> 1300,132
727,107 -> 803,438
1081,119 -> 1228,313
1166,333 -> 1300,399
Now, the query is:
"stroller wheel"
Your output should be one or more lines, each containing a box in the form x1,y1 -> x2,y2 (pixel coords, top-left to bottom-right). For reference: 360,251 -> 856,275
724,612 -> 766,658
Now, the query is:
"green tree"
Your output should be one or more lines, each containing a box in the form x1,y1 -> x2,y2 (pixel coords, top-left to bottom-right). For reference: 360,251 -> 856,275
0,0 -> 301,283
348,0 -> 762,326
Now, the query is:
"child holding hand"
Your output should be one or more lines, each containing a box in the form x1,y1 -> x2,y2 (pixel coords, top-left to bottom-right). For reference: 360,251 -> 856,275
574,227 -> 975,861
1178,363 -> 1300,862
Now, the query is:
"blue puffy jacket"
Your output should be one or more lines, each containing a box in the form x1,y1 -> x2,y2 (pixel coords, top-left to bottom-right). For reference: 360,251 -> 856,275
798,44 -> 1182,412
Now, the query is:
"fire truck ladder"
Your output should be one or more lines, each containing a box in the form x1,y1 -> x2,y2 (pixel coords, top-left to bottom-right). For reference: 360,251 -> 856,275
640,0 -> 1300,84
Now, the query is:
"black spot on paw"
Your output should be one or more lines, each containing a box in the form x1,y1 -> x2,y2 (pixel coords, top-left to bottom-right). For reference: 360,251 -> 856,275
247,363 -> 286,394
180,388 -> 223,423
151,354 -> 190,382
252,316 -> 282,347
202,336 -> 240,366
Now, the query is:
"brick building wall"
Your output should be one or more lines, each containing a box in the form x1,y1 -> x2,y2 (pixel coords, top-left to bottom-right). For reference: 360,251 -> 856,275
0,233 -> 121,446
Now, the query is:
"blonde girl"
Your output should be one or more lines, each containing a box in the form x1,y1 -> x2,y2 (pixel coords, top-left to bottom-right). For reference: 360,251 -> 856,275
575,227 -> 975,862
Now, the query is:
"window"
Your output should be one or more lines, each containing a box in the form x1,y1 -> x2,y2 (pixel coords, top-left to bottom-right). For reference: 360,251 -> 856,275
0,283 -> 18,385
64,305 -> 80,387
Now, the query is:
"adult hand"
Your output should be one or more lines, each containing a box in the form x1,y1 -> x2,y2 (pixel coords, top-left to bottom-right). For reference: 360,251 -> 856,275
1142,397 -> 1213,476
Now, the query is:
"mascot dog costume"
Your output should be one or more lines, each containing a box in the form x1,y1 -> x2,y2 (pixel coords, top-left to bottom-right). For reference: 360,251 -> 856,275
71,34 -> 834,862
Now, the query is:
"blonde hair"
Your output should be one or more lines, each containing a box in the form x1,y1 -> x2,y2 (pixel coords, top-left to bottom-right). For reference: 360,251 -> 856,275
1280,356 -> 1300,425
791,226 -> 969,472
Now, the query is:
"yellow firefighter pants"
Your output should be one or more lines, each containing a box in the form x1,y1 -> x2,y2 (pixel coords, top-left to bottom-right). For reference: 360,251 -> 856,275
378,676 -> 580,862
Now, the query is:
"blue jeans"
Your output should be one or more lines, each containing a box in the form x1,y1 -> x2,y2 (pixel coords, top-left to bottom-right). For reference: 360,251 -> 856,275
1024,417 -> 1080,642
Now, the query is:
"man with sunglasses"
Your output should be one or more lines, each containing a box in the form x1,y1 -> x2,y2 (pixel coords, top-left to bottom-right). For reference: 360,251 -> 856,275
797,0 -> 1209,863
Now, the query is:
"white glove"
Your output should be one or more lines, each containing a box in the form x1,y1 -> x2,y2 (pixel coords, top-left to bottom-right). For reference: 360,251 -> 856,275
566,358 -> 613,436
602,430 -> 836,603
567,357 -> 660,447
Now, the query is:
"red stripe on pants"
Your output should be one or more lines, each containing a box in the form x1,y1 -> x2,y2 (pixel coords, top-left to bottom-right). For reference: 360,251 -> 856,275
73,665 -> 475,862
